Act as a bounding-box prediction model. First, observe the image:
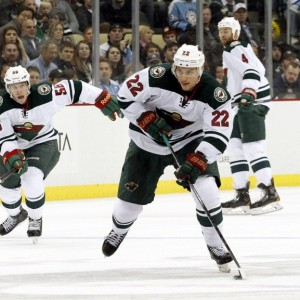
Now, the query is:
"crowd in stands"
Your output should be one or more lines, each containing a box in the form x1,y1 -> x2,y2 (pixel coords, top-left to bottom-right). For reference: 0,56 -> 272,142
0,0 -> 299,99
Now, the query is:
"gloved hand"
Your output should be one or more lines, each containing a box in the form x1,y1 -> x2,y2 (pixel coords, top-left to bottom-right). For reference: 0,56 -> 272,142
95,90 -> 124,121
238,88 -> 256,111
137,111 -> 172,142
3,149 -> 28,175
175,152 -> 207,186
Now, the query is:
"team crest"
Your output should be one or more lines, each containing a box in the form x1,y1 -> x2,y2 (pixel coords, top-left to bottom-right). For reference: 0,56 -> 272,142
150,66 -> 166,78
37,84 -> 51,95
125,182 -> 139,192
214,87 -> 228,102
0,96 -> 3,106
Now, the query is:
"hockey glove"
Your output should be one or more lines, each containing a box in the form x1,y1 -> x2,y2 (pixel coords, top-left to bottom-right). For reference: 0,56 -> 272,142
137,111 -> 172,142
3,149 -> 28,176
175,152 -> 208,186
95,90 -> 124,121
239,88 -> 256,111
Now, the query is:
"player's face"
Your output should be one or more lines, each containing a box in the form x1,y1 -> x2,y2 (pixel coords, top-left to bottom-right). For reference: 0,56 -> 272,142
175,67 -> 200,91
8,82 -> 29,104
219,27 -> 233,46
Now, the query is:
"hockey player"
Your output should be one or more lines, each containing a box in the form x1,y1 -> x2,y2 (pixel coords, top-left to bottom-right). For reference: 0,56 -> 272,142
218,17 -> 282,215
102,44 -> 235,273
0,65 -> 122,243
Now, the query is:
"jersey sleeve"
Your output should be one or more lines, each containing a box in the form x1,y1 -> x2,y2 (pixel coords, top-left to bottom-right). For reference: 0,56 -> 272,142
225,43 -> 263,93
0,116 -> 19,155
195,94 -> 233,164
52,80 -> 103,108
117,68 -> 157,123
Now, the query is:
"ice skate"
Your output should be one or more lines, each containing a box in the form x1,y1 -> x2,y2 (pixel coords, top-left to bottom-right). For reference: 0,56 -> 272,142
0,206 -> 28,236
250,179 -> 282,215
221,182 -> 250,215
27,217 -> 42,244
102,230 -> 128,257
207,245 -> 233,273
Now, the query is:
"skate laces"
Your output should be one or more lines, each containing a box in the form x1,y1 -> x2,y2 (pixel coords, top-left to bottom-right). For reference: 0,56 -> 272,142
2,216 -> 17,231
106,231 -> 126,247
28,218 -> 42,231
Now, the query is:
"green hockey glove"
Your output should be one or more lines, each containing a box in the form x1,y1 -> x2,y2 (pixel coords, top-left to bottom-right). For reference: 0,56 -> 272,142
95,90 -> 123,121
239,88 -> 256,111
175,152 -> 208,186
3,149 -> 28,176
137,111 -> 172,142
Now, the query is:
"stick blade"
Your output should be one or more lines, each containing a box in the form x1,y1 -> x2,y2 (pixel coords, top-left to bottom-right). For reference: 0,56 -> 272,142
233,268 -> 247,280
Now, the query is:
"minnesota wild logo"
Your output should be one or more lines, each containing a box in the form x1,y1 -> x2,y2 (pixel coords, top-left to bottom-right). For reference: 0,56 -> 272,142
13,122 -> 44,141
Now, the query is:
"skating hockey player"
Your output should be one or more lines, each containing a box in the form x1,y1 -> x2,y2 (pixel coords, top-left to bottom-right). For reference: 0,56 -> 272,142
102,44 -> 235,273
218,17 -> 282,215
0,65 -> 122,243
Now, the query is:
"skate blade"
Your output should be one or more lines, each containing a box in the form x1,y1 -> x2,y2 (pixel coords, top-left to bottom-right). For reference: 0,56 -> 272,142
251,202 -> 283,215
218,263 -> 231,273
222,206 -> 250,215
30,237 -> 40,244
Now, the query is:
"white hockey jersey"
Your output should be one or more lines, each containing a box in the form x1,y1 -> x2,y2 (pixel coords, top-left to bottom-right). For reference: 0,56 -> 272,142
0,80 -> 103,155
222,41 -> 271,108
117,64 -> 233,164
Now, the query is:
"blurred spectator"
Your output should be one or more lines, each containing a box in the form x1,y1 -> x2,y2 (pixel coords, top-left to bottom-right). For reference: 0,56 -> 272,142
233,2 -> 262,56
0,5 -> 35,37
139,25 -> 154,59
27,65 -> 41,85
0,42 -> 27,69
46,0 -> 80,33
47,20 -> 75,45
162,41 -> 179,63
0,63 -> 15,90
100,0 -> 150,31
100,23 -> 132,66
47,68 -> 76,83
72,40 -> 92,82
272,42 -> 284,79
105,45 -> 132,84
214,64 -> 225,84
48,8 -> 73,37
141,41 -> 162,68
162,26 -> 177,44
153,0 -> 169,29
75,0 -> 93,33
27,39 -> 58,80
54,40 -> 76,71
290,0 -> 300,48
23,0 -> 37,14
36,1 -> 53,34
145,53 -> 162,67
168,0 -> 196,40
0,0 -> 24,27
273,61 -> 300,99
82,26 -> 93,46
209,0 -> 235,25
21,19 -> 41,60
140,0 -> 155,28
99,57 -> 120,96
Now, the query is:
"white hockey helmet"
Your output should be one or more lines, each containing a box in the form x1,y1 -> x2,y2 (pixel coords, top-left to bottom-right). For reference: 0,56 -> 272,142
4,65 -> 31,97
172,44 -> 205,77
218,17 -> 241,40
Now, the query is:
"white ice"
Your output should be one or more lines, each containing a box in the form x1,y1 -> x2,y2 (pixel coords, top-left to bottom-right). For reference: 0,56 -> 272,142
0,187 -> 300,300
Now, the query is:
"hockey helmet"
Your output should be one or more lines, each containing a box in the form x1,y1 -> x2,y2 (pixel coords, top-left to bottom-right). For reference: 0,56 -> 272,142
172,44 -> 205,77
218,17 -> 241,40
4,65 -> 31,97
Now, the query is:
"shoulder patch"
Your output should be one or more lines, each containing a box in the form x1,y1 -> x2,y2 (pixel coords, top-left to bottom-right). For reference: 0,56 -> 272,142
0,96 -> 3,106
150,66 -> 166,78
37,84 -> 51,95
214,87 -> 228,102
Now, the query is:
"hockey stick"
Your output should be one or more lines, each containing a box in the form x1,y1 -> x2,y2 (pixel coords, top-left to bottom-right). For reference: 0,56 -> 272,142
161,134 -> 246,280
0,168 -> 16,184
